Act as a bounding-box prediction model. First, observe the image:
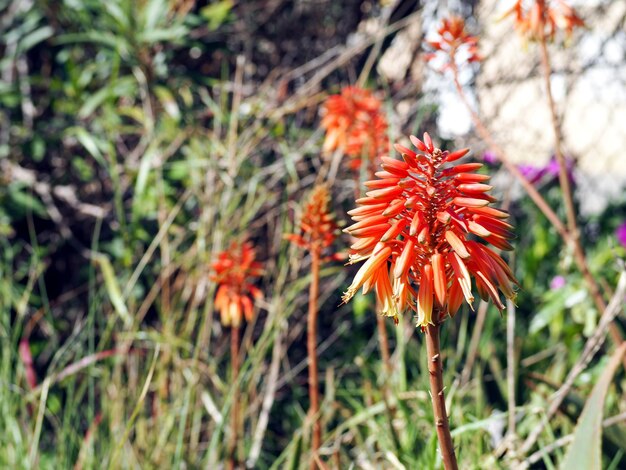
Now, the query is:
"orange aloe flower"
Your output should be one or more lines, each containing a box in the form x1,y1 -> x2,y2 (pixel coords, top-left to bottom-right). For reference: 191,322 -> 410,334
501,0 -> 584,42
423,16 -> 482,71
320,86 -> 389,171
285,185 -> 343,260
211,241 -> 263,327
342,133 -> 518,327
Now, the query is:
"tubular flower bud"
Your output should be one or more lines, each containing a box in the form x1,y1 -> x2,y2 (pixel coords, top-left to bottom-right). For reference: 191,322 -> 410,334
211,241 -> 264,328
343,132 -> 518,329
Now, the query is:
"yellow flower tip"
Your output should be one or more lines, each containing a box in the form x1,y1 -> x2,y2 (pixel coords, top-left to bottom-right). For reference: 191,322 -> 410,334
341,289 -> 355,305
379,296 -> 398,318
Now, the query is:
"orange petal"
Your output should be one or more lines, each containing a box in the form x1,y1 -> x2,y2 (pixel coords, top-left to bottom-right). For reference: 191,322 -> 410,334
448,252 -> 474,308
445,230 -> 470,258
375,268 -> 397,318
393,238 -> 415,279
417,264 -> 434,327
423,132 -> 434,153
383,199 -> 406,217
447,280 -> 464,317
345,215 -> 388,233
241,295 -> 254,322
410,135 -> 428,152
348,223 -> 390,238
468,220 -> 492,238
458,183 -> 492,193
418,226 -> 430,245
445,148 -> 470,162
431,253 -> 447,307
453,197 -> 490,208
343,246 -> 392,302
455,173 -> 490,183
381,218 -> 406,242
410,211 -> 424,236
364,178 -> 401,189
366,185 -> 405,200
347,203 -> 388,216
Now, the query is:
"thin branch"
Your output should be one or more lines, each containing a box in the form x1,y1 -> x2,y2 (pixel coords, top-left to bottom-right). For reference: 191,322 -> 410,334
518,270 -> 626,456
246,328 -> 284,468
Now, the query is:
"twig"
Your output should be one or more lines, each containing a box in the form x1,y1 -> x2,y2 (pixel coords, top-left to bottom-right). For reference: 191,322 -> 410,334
246,328 -> 284,468
517,270 -> 626,456
227,55 -> 245,178
376,305 -> 392,377
534,13 -> 624,362
518,381 -> 626,469
459,300 -> 489,387
356,0 -> 398,87
295,10 -> 423,99
506,296 -> 517,443
602,411 -> 626,428
537,1 -> 577,237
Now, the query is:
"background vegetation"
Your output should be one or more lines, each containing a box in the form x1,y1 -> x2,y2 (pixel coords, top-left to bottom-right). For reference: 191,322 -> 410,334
1,0 -> 625,468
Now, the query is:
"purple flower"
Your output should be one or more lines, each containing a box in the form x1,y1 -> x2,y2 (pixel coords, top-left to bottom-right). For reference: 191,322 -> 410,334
517,156 -> 575,185
616,222 -> 626,248
544,155 -> 575,182
550,275 -> 566,290
517,164 -> 546,184
482,151 -> 498,165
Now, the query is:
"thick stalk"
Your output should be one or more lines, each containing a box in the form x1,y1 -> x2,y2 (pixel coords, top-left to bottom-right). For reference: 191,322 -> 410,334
228,325 -> 240,470
425,322 -> 458,470
308,250 -> 322,468
449,65 -> 625,351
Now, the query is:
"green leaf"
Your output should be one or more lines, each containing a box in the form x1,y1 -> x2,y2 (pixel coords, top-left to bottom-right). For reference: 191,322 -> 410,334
154,86 -> 180,120
67,127 -> 106,167
17,26 -> 54,54
94,254 -> 132,327
137,26 -> 188,44
8,183 -> 47,218
54,32 -> 131,57
561,343 -> 626,470
78,76 -> 136,118
200,1 -> 234,30
529,292 -> 566,334
285,432 -> 302,470
143,0 -> 167,31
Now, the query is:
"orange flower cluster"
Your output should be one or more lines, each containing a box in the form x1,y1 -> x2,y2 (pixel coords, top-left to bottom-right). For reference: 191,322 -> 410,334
320,86 -> 389,171
285,185 -> 342,261
342,133 -> 518,327
424,16 -> 481,70
211,241 -> 263,327
502,0 -> 584,41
